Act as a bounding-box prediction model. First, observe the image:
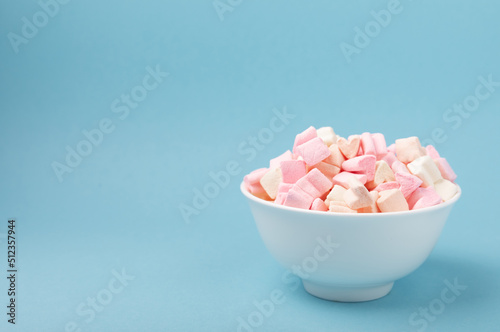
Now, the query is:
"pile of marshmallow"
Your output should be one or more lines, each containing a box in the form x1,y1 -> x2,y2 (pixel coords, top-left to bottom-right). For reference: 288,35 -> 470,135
243,127 -> 459,213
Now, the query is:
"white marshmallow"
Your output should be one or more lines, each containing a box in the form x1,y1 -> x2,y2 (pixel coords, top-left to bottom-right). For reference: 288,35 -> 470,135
325,185 -> 347,206
434,179 -> 459,201
407,156 -> 442,187
259,168 -> 283,200
317,127 -> 337,146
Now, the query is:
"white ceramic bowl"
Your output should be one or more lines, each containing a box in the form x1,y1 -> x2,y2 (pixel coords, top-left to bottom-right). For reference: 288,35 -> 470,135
241,182 -> 461,302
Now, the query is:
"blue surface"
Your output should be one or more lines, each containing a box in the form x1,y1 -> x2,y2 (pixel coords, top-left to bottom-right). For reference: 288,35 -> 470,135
1,0 -> 499,331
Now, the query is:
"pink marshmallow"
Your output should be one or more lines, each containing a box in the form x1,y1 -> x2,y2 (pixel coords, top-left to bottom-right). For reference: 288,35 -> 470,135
332,172 -> 367,188
295,137 -> 331,166
269,150 -> 293,169
435,158 -> 457,182
277,182 -> 293,194
341,155 -> 377,182
387,143 -> 396,154
426,145 -> 441,159
374,181 -> 400,192
243,168 -> 270,199
392,160 -> 410,174
361,132 -> 377,156
280,160 -> 307,184
283,186 -> 314,209
382,152 -> 398,168
305,168 -> 334,194
293,126 -> 317,154
372,133 -> 387,159
274,193 -> 286,205
407,187 -> 442,210
296,168 -> 333,198
395,171 -> 423,198
311,198 -> 328,211
357,144 -> 364,156
244,168 -> 268,185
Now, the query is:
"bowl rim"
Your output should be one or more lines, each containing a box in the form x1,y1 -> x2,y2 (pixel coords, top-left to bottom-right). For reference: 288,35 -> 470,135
240,181 -> 461,218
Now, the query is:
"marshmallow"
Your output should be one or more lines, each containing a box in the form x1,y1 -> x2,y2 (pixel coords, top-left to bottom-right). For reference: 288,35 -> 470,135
407,187 -> 442,210
377,189 -> 409,212
341,155 -> 377,182
270,150 -> 293,169
407,156 -> 442,187
332,172 -> 367,188
426,145 -> 441,159
372,133 -> 387,159
260,167 -> 283,199
277,182 -> 293,195
244,168 -> 270,199
245,128 -> 459,214
280,160 -> 307,184
359,132 -> 387,159
295,137 -> 331,166
358,191 -> 380,213
395,137 -> 427,163
360,132 -> 377,156
357,145 -> 364,156
311,162 -> 341,180
337,135 -> 361,159
329,201 -> 349,208
274,193 -> 286,205
283,186 -> 314,209
323,144 -> 345,168
244,168 -> 267,186
293,126 -> 317,154
344,177 -> 375,210
395,171 -> 423,198
434,158 -> 457,182
374,181 -> 400,192
382,152 -> 397,167
296,168 -> 333,199
366,160 -> 395,190
434,179 -> 459,201
325,185 -> 347,206
311,198 -> 328,211
391,160 -> 410,174
317,127 -> 337,146
329,201 -> 357,213
387,143 -> 396,154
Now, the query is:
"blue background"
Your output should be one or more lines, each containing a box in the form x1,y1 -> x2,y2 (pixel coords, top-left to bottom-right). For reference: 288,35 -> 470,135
1,0 -> 499,331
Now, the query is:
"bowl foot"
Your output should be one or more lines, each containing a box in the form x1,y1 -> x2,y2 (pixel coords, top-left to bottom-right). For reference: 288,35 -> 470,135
302,280 -> 394,302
